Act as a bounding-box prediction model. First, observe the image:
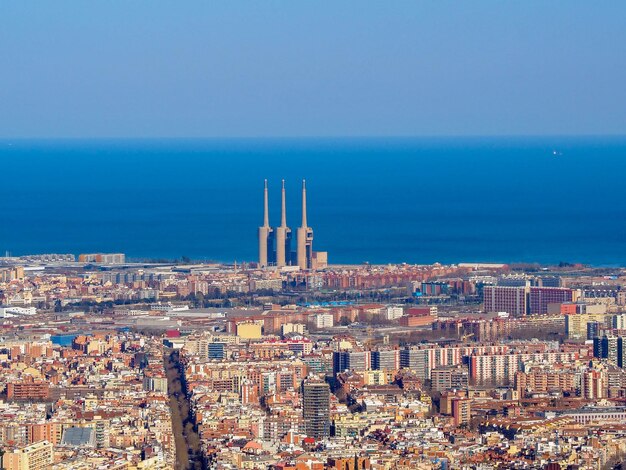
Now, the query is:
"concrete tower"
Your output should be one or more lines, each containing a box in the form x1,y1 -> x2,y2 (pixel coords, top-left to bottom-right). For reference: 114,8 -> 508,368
258,179 -> 273,267
296,179 -> 314,270
275,179 -> 291,267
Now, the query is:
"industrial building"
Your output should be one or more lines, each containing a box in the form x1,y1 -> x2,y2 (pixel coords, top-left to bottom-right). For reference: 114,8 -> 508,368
258,179 -> 327,270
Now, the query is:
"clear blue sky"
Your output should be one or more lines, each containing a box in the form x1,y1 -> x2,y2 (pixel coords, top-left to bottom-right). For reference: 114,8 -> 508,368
1,1 -> 625,138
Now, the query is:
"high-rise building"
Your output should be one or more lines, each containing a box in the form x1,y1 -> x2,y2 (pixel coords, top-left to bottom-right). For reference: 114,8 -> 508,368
613,314 -> 626,330
483,286 -> 528,316
208,342 -> 225,360
431,365 -> 469,392
451,397 -> 471,426
333,351 -> 371,375
296,180 -> 314,270
302,377 -> 330,439
529,287 -> 574,314
483,285 -> 574,316
468,352 -> 577,385
618,337 -> 626,368
593,334 -> 626,366
587,321 -> 603,340
371,349 -> 400,371
581,370 -> 605,399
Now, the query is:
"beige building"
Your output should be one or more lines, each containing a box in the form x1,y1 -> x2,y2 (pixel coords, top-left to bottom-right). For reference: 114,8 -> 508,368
236,322 -> 263,339
362,369 -> 390,386
281,323 -> 306,336
2,440 -> 53,470
312,313 -> 334,329
565,313 -> 609,339
312,251 -> 328,269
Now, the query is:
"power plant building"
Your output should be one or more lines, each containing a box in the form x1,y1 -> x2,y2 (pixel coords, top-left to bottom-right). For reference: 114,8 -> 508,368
258,179 -> 327,270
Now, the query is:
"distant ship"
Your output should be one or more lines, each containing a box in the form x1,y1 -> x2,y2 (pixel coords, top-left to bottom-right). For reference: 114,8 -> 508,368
552,150 -> 563,157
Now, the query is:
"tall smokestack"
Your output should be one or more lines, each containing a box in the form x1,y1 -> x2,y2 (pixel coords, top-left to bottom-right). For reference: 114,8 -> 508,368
258,179 -> 273,267
297,179 -> 313,269
275,179 -> 291,267
281,179 -> 287,228
263,179 -> 270,228
301,179 -> 307,228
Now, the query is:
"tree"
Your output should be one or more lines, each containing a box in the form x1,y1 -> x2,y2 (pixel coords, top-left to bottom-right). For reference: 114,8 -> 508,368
194,292 -> 205,308
339,316 -> 351,326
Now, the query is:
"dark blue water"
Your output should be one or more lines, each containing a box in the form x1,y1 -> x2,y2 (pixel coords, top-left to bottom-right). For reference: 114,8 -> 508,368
1,137 -> 625,265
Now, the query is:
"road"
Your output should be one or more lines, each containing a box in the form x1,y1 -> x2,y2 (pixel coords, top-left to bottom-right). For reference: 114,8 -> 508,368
164,349 -> 207,470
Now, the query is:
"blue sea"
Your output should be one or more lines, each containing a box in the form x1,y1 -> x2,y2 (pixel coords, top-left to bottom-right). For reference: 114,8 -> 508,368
1,137 -> 625,266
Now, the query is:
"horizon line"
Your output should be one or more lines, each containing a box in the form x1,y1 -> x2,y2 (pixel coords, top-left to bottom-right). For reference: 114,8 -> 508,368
1,133 -> 626,141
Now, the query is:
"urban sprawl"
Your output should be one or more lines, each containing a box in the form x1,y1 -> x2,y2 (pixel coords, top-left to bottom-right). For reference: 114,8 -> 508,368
2,251 -> 626,469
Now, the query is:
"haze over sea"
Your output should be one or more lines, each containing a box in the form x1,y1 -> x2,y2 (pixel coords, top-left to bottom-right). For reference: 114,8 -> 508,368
1,137 -> 625,266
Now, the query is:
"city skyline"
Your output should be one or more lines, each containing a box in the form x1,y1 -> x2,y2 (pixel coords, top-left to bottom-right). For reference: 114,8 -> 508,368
3,254 -> 626,469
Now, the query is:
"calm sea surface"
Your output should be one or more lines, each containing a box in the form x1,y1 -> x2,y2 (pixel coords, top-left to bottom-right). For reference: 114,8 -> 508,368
0,137 -> 625,266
